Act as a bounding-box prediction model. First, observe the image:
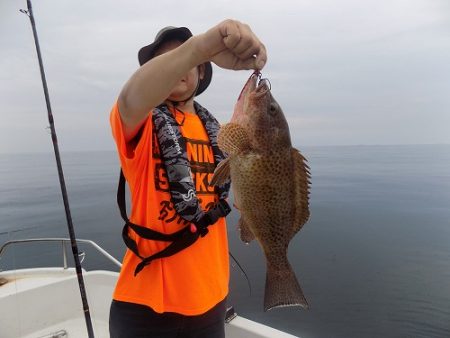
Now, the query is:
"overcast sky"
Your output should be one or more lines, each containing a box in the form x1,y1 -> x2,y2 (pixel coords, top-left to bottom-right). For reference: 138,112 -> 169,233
1,0 -> 449,153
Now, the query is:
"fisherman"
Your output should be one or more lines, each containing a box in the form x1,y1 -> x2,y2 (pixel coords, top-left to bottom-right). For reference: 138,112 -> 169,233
109,20 -> 266,338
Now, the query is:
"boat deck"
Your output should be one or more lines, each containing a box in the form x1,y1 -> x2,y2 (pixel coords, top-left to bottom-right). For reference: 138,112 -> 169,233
1,268 -> 298,338
1,269 -> 114,338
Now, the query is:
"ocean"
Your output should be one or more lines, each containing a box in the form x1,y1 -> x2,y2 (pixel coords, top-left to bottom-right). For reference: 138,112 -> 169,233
1,145 -> 449,337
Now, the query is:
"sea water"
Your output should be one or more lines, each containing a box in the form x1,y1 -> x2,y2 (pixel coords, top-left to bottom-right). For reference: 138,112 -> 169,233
1,145 -> 449,337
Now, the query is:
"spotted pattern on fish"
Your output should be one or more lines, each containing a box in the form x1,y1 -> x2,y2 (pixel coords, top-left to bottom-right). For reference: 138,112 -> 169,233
212,72 -> 311,311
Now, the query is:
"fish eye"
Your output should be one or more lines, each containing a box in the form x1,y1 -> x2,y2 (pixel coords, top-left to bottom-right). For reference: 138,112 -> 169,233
269,102 -> 277,115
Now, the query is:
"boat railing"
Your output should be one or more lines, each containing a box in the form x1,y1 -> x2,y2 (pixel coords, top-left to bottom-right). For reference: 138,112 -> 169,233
0,238 -> 122,270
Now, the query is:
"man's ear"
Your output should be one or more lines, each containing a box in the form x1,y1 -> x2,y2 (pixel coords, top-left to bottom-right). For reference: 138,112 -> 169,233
198,64 -> 205,80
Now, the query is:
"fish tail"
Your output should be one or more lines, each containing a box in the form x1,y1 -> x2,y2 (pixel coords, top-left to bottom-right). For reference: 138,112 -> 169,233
264,259 -> 309,311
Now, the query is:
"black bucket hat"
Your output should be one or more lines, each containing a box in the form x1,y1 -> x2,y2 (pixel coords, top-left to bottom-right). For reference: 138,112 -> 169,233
138,26 -> 212,96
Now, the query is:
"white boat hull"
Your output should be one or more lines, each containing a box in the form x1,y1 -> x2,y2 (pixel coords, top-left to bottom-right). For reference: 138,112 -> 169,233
0,268 -> 298,338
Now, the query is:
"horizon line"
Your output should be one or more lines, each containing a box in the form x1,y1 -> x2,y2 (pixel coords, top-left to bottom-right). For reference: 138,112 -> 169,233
1,143 -> 449,155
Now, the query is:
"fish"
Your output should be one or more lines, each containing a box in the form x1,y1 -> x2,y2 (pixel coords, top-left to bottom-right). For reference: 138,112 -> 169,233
211,72 -> 311,311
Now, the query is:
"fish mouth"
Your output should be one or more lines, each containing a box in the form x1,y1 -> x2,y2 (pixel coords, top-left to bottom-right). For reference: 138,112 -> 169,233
232,71 -> 271,123
237,71 -> 271,100
237,71 -> 259,101
254,78 -> 271,97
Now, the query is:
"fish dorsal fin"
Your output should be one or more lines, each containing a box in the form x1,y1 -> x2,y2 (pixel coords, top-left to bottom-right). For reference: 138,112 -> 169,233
210,157 -> 231,186
291,148 -> 311,235
218,123 -> 251,155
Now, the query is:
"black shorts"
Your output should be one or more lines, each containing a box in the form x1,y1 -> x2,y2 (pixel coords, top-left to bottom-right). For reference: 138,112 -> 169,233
109,297 -> 227,338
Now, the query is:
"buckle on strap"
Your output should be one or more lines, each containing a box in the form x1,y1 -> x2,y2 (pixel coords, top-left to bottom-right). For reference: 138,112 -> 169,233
204,199 -> 231,226
216,199 -> 232,217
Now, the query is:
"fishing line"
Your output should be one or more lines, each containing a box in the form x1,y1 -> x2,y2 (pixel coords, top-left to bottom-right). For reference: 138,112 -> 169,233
229,251 -> 252,296
20,1 -> 94,337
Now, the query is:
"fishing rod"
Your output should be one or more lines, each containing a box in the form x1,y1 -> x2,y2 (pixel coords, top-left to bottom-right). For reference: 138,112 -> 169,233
20,1 -> 95,337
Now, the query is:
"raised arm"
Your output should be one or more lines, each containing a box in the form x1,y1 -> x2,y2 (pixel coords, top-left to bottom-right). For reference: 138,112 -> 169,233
118,19 -> 267,141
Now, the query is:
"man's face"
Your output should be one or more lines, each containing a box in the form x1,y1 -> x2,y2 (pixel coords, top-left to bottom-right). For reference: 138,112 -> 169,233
154,40 -> 204,102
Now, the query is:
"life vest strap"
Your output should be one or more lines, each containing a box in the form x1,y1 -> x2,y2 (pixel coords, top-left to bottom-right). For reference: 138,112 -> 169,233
195,199 -> 232,232
118,169 -> 231,276
133,230 -> 200,276
116,101 -> 230,275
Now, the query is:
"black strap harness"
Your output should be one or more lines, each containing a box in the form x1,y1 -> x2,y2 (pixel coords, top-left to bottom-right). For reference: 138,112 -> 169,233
117,102 -> 231,276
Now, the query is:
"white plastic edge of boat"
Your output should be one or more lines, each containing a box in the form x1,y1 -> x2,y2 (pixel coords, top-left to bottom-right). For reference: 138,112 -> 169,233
0,239 -> 300,338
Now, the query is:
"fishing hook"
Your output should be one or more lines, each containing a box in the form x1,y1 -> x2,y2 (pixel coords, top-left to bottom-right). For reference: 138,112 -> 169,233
253,70 -> 262,81
259,78 -> 271,91
252,70 -> 271,91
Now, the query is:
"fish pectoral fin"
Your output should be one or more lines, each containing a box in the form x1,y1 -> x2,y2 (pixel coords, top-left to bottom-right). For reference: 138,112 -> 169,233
218,123 -> 251,155
292,148 -> 311,235
210,157 -> 231,186
237,217 -> 255,244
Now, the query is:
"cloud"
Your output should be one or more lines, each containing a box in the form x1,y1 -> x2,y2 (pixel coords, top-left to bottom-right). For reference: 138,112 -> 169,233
0,0 -> 449,153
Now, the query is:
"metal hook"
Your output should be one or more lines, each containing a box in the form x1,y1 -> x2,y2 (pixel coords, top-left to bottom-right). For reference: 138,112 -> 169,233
256,70 -> 262,81
251,70 -> 261,82
259,78 -> 271,91
252,71 -> 271,90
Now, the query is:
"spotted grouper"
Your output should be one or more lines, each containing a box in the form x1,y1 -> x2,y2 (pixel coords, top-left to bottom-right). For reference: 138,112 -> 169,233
211,72 -> 311,311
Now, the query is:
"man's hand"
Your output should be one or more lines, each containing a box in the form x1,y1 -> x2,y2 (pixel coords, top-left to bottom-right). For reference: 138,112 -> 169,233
194,20 -> 267,71
118,19 -> 267,142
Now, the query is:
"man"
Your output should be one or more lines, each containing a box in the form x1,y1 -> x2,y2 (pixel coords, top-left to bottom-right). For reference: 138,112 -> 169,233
109,19 -> 266,337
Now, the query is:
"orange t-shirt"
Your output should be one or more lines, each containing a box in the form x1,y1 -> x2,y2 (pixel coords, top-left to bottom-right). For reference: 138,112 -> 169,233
110,102 -> 229,315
